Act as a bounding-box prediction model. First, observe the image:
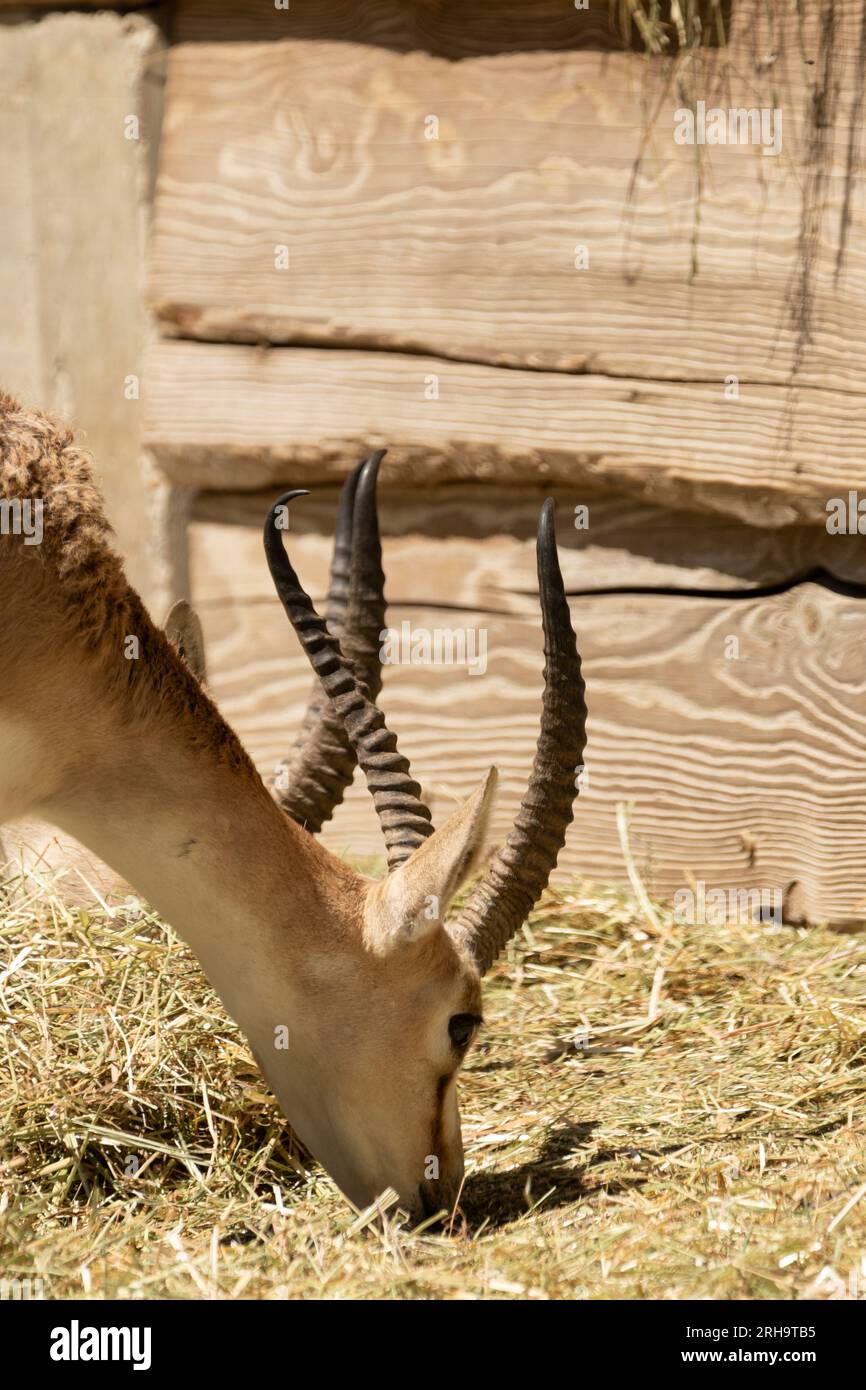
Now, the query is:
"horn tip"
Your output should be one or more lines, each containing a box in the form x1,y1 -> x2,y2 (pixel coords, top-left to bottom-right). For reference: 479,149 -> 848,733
269,487 -> 310,510
359,450 -> 386,487
264,489 -> 310,554
537,497 -> 558,562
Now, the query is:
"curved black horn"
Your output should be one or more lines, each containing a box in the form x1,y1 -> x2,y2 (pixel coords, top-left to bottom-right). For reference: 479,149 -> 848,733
448,500 -> 586,973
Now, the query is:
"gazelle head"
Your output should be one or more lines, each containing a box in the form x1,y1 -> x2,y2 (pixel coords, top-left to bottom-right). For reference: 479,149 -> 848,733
243,454 -> 587,1221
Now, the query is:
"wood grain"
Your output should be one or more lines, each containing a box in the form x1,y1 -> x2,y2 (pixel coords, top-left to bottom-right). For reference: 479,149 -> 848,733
144,341 -> 866,526
189,507 -> 866,924
169,0 -> 709,53
150,5 -> 866,390
191,485 -> 866,602
0,1 -> 145,7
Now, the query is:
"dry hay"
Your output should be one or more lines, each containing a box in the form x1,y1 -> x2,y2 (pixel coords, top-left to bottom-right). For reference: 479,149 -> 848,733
0,863 -> 864,1300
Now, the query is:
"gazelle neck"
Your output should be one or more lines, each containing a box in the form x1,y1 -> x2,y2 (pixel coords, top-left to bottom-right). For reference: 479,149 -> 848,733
39,681 -> 362,1025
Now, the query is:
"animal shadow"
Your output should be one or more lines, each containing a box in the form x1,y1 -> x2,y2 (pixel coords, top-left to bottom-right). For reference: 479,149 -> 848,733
459,1120 -> 647,1231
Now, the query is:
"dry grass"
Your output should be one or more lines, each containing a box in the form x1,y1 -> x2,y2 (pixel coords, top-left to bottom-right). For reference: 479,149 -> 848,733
1,866 -> 865,1301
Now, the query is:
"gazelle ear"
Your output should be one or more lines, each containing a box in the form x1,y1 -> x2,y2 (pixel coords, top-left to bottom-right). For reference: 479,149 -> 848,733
364,768 -> 497,954
164,599 -> 207,686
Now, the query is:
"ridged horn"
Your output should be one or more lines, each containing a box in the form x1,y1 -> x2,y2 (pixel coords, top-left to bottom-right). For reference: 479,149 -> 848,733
272,453 -> 386,832
448,500 -> 586,974
264,485 -> 434,869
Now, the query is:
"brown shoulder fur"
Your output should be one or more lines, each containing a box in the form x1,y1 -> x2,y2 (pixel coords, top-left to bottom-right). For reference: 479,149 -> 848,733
0,392 -> 260,779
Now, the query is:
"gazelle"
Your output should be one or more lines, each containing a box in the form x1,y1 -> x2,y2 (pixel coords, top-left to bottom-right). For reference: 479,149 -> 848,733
0,393 -> 586,1221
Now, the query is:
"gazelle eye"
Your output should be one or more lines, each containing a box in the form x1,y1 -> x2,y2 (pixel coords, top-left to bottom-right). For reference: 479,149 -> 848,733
448,1013 -> 479,1051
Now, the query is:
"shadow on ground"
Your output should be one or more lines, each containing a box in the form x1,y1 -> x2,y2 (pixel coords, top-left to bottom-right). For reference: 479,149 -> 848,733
459,1120 -> 650,1230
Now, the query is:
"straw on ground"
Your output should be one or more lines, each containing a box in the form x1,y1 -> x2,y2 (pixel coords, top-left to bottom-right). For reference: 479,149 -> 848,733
1,867 -> 864,1300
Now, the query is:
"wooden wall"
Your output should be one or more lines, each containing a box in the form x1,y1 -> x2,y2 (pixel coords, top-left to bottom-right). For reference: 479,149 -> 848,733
189,486 -> 866,923
144,0 -> 866,922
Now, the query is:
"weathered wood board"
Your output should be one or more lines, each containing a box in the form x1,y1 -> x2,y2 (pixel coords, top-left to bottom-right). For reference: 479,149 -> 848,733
169,0 -> 687,52
144,341 -> 866,526
192,485 -> 866,597
140,0 -> 866,927
150,3 -> 866,393
0,9 -> 164,600
189,491 -> 866,924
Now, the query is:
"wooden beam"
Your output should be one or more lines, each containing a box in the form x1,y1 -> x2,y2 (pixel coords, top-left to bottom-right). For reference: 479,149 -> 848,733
144,341 -> 866,526
149,5 -> 866,392
0,10 -> 165,602
192,485 -> 866,599
0,2 -> 149,7
169,0 -> 664,52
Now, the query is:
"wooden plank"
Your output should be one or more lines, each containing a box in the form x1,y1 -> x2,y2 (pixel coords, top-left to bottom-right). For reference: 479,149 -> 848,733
0,2 -> 147,7
144,341 -> 866,526
0,11 -> 165,601
191,485 -> 866,603
149,5 -> 866,391
189,509 -> 866,923
169,0 -> 692,52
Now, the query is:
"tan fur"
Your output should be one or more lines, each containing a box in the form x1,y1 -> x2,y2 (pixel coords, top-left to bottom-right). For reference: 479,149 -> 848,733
0,395 -> 491,1220
0,392 -> 253,774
